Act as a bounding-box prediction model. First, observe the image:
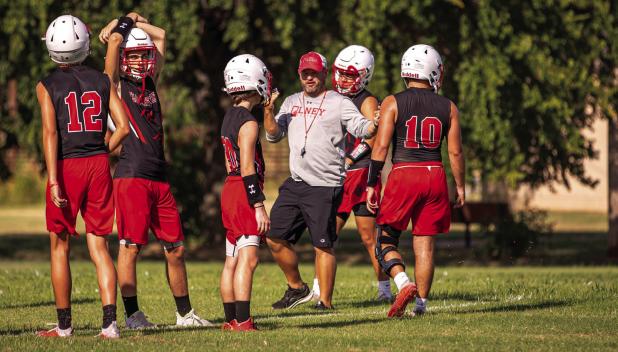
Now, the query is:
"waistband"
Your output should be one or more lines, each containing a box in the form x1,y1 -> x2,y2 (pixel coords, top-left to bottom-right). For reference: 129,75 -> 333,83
392,161 -> 443,170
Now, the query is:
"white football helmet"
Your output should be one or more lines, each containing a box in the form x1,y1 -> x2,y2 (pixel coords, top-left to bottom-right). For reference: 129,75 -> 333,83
401,44 -> 443,92
43,15 -> 90,64
223,54 -> 272,103
120,28 -> 157,80
332,45 -> 374,95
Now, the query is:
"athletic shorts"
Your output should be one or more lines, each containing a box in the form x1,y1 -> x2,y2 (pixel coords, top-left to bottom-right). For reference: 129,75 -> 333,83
113,177 -> 184,245
221,176 -> 264,245
376,162 -> 450,236
46,153 -> 113,236
337,167 -> 381,220
268,178 -> 343,248
225,236 -> 261,257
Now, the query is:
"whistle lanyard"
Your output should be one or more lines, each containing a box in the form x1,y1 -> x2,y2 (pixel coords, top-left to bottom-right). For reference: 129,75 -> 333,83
300,91 -> 327,157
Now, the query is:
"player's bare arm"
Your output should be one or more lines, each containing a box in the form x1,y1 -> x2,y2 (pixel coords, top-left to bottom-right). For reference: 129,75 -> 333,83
238,120 -> 270,235
106,77 -> 130,152
447,101 -> 465,208
103,29 -> 123,85
346,96 -> 379,167
263,89 -> 281,138
366,95 -> 397,213
134,20 -> 165,77
37,82 -> 66,208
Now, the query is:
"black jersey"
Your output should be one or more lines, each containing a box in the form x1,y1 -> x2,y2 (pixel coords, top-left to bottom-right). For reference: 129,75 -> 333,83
344,89 -> 376,170
40,66 -> 110,159
221,106 -> 265,182
113,76 -> 167,181
391,87 -> 451,163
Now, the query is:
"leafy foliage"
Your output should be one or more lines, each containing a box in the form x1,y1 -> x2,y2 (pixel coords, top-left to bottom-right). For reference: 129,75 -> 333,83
0,0 -> 616,241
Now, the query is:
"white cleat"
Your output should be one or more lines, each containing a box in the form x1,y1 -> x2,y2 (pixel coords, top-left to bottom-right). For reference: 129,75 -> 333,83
412,304 -> 427,317
377,291 -> 394,303
175,309 -> 215,327
125,311 -> 156,330
98,321 -> 120,339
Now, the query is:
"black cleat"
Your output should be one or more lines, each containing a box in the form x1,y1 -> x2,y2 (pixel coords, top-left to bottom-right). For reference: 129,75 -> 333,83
272,284 -> 313,310
314,301 -> 335,310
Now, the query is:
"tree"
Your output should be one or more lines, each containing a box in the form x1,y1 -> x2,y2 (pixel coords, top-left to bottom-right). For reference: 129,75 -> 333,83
0,0 -> 616,248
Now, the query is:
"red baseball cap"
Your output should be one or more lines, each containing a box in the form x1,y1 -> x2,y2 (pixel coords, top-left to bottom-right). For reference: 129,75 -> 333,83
298,51 -> 327,74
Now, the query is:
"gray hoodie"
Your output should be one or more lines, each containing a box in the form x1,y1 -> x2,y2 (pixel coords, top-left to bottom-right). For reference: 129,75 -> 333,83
266,90 -> 373,187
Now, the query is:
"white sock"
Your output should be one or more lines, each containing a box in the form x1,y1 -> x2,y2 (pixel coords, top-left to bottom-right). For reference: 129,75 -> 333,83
393,272 -> 411,291
312,277 -> 320,296
378,280 -> 391,295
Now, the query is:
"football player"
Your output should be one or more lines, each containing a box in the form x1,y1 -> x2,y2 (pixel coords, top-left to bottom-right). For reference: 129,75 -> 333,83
366,44 -> 465,317
219,54 -> 273,331
325,45 -> 392,302
99,12 -> 213,328
36,15 -> 130,338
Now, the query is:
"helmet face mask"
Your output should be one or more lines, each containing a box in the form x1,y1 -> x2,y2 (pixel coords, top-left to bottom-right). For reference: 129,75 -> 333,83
332,45 -> 374,96
224,54 -> 272,104
120,28 -> 157,81
120,46 -> 156,80
44,15 -> 90,65
400,44 -> 444,92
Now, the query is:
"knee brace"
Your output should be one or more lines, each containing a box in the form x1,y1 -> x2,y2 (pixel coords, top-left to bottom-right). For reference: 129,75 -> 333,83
374,226 -> 405,277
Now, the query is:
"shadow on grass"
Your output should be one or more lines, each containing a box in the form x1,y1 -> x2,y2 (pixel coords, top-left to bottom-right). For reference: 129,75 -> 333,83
457,299 -> 573,314
2,297 -> 97,309
294,316 -> 387,329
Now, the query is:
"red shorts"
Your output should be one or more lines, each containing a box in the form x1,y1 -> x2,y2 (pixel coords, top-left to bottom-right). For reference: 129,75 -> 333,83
113,178 -> 184,245
220,176 -> 263,245
337,167 -> 381,216
377,162 -> 450,236
46,154 -> 113,236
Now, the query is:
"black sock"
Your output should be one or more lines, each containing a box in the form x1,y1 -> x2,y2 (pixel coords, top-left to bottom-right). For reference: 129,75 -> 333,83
102,304 -> 116,329
235,301 -> 250,323
122,295 -> 139,317
56,308 -> 71,330
223,302 -> 236,323
174,295 -> 192,317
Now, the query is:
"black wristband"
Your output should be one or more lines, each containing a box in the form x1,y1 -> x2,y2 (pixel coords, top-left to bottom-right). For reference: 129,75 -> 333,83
111,16 -> 134,39
367,159 -> 384,187
242,174 -> 265,206
347,141 -> 371,163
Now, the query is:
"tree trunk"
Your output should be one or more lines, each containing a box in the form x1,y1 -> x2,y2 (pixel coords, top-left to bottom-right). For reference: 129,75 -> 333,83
609,115 -> 618,258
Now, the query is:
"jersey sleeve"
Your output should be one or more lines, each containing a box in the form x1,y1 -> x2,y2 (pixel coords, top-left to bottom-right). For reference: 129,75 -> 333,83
340,96 -> 372,139
266,96 -> 292,143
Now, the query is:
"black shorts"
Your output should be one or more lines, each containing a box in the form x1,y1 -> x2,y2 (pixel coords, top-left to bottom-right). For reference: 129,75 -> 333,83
268,178 -> 343,248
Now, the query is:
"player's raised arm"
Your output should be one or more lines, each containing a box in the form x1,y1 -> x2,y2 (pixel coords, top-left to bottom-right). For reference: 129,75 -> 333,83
106,77 -> 130,152
102,16 -> 136,85
37,83 -> 66,208
133,18 -> 165,78
447,101 -> 465,208
366,95 -> 397,213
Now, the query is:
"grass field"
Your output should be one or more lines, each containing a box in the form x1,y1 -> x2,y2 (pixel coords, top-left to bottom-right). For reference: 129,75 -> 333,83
0,262 -> 617,351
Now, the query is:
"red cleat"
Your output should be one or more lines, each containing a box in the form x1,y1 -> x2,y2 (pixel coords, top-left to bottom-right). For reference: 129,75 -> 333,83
222,320 -> 237,331
387,283 -> 418,318
36,326 -> 73,337
233,317 -> 258,331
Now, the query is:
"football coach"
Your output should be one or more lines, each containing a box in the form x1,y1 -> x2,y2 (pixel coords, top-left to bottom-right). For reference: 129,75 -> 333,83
264,51 -> 378,310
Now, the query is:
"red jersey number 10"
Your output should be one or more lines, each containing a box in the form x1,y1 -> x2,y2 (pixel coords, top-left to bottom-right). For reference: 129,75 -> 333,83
404,116 -> 442,149
65,91 -> 103,133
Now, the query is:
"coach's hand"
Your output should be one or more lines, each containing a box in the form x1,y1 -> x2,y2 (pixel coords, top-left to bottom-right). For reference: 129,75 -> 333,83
50,184 -> 68,208
264,88 -> 280,109
366,186 -> 379,214
255,204 -> 271,235
454,186 -> 465,208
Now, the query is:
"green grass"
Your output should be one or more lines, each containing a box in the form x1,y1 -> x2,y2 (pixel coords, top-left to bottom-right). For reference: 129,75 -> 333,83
0,262 -> 617,351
